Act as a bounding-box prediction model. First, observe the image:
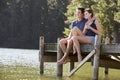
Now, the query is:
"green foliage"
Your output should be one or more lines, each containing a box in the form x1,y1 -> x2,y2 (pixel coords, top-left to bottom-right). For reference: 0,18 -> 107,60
63,27 -> 71,37
64,0 -> 120,42
0,0 -> 69,48
64,0 -> 98,37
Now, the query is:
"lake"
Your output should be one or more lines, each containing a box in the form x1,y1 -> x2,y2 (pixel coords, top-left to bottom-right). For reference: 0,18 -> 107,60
0,48 -> 120,80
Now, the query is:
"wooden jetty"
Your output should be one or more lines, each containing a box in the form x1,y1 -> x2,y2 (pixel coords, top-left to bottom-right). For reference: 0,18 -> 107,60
39,35 -> 120,80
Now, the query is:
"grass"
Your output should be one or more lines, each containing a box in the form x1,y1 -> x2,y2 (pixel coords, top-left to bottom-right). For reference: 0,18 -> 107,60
0,62 -> 120,80
0,64 -> 39,80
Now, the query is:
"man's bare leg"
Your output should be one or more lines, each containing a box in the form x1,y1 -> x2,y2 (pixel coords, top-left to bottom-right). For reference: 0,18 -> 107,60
59,38 -> 70,64
57,39 -> 73,64
59,38 -> 67,53
72,36 -> 91,63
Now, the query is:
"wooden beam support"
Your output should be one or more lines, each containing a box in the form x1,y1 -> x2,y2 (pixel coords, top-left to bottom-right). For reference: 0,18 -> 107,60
67,49 -> 95,77
39,36 -> 44,74
99,59 -> 120,69
70,61 -> 74,72
104,67 -> 108,74
92,35 -> 101,80
39,36 -> 120,77
44,43 -> 120,54
57,38 -> 63,76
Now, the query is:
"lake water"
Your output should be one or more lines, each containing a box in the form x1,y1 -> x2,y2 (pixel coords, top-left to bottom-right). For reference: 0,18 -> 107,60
0,48 -> 120,80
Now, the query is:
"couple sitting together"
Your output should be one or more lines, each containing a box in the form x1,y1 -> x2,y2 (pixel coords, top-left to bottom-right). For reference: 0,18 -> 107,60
57,7 -> 102,64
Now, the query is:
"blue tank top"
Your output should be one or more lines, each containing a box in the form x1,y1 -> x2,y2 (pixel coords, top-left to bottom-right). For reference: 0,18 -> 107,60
70,18 -> 87,31
86,21 -> 97,36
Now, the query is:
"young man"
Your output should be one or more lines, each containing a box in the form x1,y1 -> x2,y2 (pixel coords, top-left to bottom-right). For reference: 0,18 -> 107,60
57,7 -> 87,64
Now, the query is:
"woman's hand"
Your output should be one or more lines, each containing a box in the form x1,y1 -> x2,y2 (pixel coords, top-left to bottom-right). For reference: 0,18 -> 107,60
85,23 -> 91,30
86,16 -> 97,25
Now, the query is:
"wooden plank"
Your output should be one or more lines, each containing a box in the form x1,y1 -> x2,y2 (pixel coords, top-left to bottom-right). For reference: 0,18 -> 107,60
44,52 -> 57,56
111,55 -> 120,61
43,56 -> 57,62
67,50 -> 95,77
99,59 -> 120,69
80,44 -> 94,52
45,43 -> 57,52
101,44 -> 120,54
69,54 -> 91,62
44,43 -> 94,53
44,43 -> 120,55
45,50 -> 57,52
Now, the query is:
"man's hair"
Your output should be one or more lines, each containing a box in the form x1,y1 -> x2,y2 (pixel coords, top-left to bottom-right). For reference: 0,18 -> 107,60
77,7 -> 85,14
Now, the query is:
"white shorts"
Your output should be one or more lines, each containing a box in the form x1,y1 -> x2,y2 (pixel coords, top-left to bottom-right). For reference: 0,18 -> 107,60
89,36 -> 95,44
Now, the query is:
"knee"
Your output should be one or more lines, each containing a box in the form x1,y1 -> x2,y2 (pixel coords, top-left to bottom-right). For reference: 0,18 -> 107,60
68,39 -> 73,44
72,27 -> 78,32
59,39 -> 66,45
71,36 -> 77,41
73,27 -> 78,30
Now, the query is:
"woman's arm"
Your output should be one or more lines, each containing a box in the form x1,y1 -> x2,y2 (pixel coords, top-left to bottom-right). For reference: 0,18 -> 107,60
83,16 -> 97,35
82,24 -> 88,35
83,17 -> 102,35
89,17 -> 102,35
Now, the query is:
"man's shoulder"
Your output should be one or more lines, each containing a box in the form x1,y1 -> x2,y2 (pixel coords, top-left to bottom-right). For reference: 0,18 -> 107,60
72,19 -> 78,24
73,18 -> 87,22
82,18 -> 87,22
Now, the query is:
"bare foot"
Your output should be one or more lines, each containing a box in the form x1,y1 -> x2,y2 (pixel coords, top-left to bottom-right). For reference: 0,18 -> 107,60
63,57 -> 70,64
57,57 -> 70,64
78,57 -> 82,63
57,58 -> 65,64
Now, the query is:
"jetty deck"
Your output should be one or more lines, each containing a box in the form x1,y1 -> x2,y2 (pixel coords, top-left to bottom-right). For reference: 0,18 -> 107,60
39,35 -> 120,80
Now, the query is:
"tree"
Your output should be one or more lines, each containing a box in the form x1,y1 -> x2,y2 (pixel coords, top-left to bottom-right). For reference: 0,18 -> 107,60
94,0 -> 120,43
0,0 -> 69,49
64,0 -> 120,43
46,0 -> 69,42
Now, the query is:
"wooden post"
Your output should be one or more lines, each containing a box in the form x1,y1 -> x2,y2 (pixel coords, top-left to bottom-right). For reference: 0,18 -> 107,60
92,35 -> 101,80
70,62 -> 74,71
104,36 -> 110,75
39,36 -> 44,74
104,67 -> 108,74
57,38 -> 63,76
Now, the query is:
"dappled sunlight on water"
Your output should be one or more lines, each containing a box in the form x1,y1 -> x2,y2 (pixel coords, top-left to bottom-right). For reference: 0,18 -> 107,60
0,48 -> 120,80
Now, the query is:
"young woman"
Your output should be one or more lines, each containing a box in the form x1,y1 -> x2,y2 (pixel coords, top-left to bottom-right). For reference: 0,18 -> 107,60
71,8 -> 102,63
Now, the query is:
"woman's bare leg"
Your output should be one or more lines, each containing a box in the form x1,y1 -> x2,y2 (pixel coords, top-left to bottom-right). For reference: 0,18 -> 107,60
72,36 -> 91,63
71,27 -> 83,55
72,36 -> 82,63
72,27 -> 84,36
